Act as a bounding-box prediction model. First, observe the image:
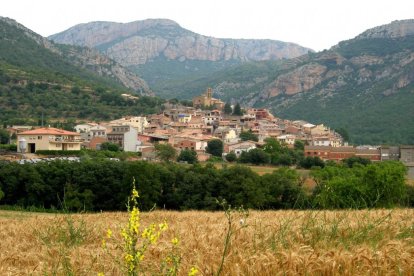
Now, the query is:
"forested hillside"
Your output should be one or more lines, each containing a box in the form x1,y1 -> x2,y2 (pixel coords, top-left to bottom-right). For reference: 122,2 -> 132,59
0,17 -> 162,125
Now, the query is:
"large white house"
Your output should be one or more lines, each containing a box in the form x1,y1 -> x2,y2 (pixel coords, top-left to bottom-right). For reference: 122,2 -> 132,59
17,127 -> 83,153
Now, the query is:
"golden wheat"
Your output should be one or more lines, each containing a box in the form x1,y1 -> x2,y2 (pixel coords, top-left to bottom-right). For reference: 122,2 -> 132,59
1,209 -> 414,275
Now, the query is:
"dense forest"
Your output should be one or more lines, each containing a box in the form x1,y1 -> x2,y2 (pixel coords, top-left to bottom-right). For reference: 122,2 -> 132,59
0,159 -> 411,212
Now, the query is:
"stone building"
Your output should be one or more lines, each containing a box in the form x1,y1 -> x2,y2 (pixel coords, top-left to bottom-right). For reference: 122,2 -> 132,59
192,88 -> 225,109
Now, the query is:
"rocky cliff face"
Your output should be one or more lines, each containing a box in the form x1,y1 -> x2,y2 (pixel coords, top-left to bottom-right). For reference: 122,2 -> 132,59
58,46 -> 152,94
49,19 -> 312,67
356,19 -> 414,39
0,17 -> 151,95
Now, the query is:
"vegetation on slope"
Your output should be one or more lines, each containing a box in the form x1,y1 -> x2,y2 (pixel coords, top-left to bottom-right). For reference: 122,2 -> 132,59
0,18 -> 163,124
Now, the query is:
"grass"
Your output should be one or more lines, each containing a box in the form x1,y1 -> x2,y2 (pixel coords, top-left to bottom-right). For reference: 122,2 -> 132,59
1,209 -> 414,275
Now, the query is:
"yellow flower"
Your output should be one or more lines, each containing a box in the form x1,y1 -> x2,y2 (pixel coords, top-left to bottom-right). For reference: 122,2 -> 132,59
106,228 -> 112,239
97,273 -> 105,276
159,221 -> 168,231
188,267 -> 198,276
132,187 -> 139,199
101,239 -> 106,249
171,237 -> 179,246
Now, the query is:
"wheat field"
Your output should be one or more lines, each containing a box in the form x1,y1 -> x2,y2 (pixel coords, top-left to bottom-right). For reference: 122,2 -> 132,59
1,209 -> 414,275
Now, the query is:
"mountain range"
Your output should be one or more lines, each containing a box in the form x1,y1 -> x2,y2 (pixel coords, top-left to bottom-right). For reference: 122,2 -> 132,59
49,19 -> 312,98
1,16 -> 414,144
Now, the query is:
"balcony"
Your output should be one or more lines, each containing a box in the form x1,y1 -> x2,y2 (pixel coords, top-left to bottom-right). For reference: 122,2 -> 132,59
49,137 -> 84,143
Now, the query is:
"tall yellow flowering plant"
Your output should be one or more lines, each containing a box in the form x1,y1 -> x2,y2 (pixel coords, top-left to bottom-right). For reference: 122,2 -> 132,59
100,178 -> 198,276
121,179 -> 168,275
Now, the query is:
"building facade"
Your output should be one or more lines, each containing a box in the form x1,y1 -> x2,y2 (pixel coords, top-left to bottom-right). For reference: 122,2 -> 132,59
17,127 -> 82,153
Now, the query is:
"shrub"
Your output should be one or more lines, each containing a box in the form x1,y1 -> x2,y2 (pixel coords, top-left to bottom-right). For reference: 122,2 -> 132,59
225,152 -> 237,162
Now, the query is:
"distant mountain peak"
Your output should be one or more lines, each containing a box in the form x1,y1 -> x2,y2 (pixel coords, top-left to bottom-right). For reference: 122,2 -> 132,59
50,18 -> 312,66
356,19 -> 414,39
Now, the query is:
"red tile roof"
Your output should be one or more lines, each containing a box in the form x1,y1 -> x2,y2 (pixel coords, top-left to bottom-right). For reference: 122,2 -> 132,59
18,127 -> 80,136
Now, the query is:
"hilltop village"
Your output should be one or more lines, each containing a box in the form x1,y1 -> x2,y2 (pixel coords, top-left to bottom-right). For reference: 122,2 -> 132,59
6,88 -> 414,173
11,89 -> 338,156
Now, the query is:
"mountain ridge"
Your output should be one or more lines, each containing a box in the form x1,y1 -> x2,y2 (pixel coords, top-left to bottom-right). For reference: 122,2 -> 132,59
49,18 -> 313,64
155,19 -> 414,144
1,16 -> 152,95
49,18 -> 312,97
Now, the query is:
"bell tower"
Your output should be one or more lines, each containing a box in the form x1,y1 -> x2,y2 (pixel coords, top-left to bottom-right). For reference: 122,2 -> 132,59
207,87 -> 213,99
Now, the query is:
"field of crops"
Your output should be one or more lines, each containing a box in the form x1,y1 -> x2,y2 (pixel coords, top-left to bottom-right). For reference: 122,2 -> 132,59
1,209 -> 414,275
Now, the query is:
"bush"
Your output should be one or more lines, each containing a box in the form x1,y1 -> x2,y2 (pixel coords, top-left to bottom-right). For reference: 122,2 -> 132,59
206,139 -> 224,157
238,149 -> 270,165
177,149 -> 198,164
225,152 -> 237,162
0,144 -> 17,151
312,161 -> 407,209
100,142 -> 120,152
300,156 -> 325,169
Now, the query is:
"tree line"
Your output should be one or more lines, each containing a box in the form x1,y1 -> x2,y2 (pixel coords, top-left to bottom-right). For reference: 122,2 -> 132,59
0,158 -> 412,212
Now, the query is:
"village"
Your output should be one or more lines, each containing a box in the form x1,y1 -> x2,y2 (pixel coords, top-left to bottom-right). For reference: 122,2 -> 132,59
4,88 -> 414,177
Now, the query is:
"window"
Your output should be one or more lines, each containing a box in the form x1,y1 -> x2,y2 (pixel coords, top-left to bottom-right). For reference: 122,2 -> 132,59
38,136 -> 42,139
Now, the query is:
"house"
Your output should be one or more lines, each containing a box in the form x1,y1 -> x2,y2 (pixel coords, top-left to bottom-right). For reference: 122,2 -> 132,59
109,116 -> 148,133
400,146 -> 414,164
355,148 -> 381,161
86,136 -> 107,150
224,141 -> 257,157
17,127 -> 83,153
328,146 -> 356,162
75,124 -> 107,142
172,137 -> 209,152
107,125 -> 138,152
380,146 -> 400,161
310,124 -> 330,136
177,113 -> 192,123
304,145 -> 331,160
192,88 -> 225,109
311,136 -> 331,147
74,123 -> 97,133
277,134 -> 296,146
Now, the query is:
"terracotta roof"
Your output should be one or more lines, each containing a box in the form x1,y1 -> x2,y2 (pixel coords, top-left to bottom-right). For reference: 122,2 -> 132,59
18,127 -> 80,136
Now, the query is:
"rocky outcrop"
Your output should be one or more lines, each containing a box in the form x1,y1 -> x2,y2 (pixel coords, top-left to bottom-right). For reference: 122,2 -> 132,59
357,19 -> 414,39
49,19 -> 313,66
62,47 -> 152,94
264,63 -> 327,97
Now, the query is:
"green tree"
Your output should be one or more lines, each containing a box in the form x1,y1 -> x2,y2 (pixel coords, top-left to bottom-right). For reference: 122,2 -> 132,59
225,151 -> 237,162
239,130 -> 259,142
100,142 -> 120,152
294,140 -> 305,151
239,148 -> 270,165
299,156 -> 325,169
206,139 -> 224,157
343,156 -> 371,168
177,149 -> 198,164
155,143 -> 177,162
0,129 -> 10,144
263,138 -> 283,154
335,127 -> 350,142
224,102 -> 232,114
71,86 -> 81,95
232,103 -> 243,116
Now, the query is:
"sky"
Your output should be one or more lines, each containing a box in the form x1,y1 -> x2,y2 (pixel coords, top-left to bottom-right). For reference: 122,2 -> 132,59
2,0 -> 414,51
